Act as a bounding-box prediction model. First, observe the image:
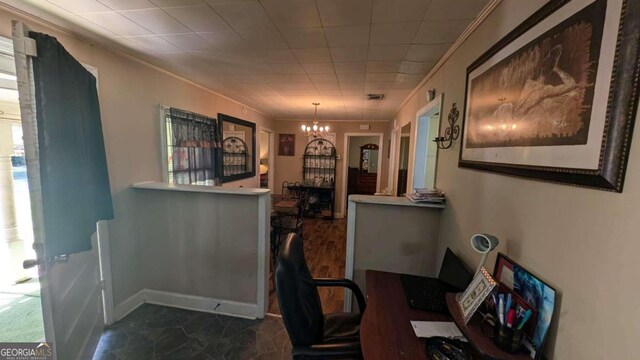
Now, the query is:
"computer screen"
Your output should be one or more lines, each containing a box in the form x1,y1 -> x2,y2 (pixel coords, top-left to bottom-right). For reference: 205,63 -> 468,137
438,248 -> 473,291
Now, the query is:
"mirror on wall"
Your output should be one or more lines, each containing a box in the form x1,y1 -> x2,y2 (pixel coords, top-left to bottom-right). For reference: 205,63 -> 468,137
360,143 -> 379,173
412,94 -> 443,190
218,113 -> 256,182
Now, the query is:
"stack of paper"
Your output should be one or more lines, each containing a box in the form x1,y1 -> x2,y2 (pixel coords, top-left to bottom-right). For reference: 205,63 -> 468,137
406,188 -> 446,204
410,321 -> 466,341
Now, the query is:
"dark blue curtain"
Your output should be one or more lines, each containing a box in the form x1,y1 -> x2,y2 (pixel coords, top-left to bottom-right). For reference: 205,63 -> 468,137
30,32 -> 113,257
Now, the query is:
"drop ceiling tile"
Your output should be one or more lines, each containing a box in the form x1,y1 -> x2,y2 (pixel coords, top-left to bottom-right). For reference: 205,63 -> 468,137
329,47 -> 368,62
316,0 -> 372,26
365,72 -> 397,82
371,0 -> 430,23
367,45 -> 409,61
333,62 -> 367,73
399,60 -> 434,75
405,43 -> 451,62
269,63 -> 306,74
48,0 -> 112,13
125,35 -> 182,52
280,28 -> 328,49
365,81 -> 393,90
367,60 -> 401,73
254,49 -> 299,63
261,0 -> 321,29
208,1 -> 276,32
98,0 -> 156,10
424,0 -> 489,20
240,30 -> 289,49
122,8 -> 190,34
163,33 -> 212,51
261,74 -> 311,83
293,48 -> 332,63
370,22 -> 420,45
313,82 -> 341,90
302,63 -> 335,74
341,88 -> 365,96
198,31 -> 248,50
309,73 -> 338,83
151,0 -> 203,6
339,82 -> 365,90
414,20 -> 471,44
337,73 -> 366,83
82,11 -> 153,36
324,25 -> 370,47
163,4 -> 231,32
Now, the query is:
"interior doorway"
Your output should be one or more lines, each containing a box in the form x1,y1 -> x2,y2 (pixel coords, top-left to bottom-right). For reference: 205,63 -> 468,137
259,129 -> 274,190
341,133 -> 383,216
397,124 -> 411,196
412,94 -> 443,190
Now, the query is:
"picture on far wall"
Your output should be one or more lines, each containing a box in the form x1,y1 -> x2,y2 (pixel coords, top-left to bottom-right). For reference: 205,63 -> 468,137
278,134 -> 295,156
459,0 -> 640,192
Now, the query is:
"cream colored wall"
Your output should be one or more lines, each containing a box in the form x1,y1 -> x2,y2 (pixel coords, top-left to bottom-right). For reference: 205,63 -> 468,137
391,1 -> 640,358
0,10 -> 275,307
273,120 -> 389,215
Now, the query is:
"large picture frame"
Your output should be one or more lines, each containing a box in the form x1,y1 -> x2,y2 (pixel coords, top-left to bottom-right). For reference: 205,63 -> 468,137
459,0 -> 640,192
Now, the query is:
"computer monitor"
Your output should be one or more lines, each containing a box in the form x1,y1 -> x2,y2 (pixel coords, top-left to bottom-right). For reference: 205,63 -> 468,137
438,248 -> 473,291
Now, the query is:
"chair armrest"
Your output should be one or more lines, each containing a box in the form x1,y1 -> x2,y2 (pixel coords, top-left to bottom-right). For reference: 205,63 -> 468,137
313,278 -> 366,313
292,342 -> 362,358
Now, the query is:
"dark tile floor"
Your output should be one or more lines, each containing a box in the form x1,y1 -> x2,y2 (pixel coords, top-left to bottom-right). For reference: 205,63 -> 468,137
93,304 -> 292,360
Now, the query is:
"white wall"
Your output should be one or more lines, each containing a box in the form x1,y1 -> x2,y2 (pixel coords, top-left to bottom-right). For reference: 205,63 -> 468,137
0,9 -> 275,308
392,1 -> 640,358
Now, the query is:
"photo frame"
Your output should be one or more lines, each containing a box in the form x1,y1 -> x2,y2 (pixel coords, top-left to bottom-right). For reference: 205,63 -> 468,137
494,253 -> 556,360
278,134 -> 295,156
459,0 -> 640,192
456,267 -> 497,324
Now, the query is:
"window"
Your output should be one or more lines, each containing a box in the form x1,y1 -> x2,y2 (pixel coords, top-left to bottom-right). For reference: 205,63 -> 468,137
161,106 -> 221,185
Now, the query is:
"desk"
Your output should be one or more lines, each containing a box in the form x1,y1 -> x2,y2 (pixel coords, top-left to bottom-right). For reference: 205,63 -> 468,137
361,271 -> 532,360
360,271 -> 450,359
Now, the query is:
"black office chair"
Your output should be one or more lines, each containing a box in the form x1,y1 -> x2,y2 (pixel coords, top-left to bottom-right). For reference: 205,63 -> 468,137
276,233 -> 367,359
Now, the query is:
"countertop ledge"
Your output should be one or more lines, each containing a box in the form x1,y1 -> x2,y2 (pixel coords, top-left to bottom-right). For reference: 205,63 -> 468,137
348,194 -> 445,209
131,181 -> 271,196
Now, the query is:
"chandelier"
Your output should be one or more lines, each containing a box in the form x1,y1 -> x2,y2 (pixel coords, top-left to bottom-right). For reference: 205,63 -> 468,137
301,102 -> 329,138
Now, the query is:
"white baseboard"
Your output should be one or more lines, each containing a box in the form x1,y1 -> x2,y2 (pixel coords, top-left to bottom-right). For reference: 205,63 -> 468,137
114,289 -> 145,321
113,289 -> 258,322
144,289 -> 258,320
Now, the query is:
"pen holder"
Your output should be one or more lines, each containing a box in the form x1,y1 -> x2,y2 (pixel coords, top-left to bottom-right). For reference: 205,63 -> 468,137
494,324 -> 523,353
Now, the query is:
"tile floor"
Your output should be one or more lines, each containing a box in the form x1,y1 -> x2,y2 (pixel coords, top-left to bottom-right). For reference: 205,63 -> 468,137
93,304 -> 292,360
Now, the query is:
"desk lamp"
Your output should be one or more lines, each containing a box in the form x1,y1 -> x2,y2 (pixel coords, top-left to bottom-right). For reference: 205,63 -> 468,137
470,234 -> 499,275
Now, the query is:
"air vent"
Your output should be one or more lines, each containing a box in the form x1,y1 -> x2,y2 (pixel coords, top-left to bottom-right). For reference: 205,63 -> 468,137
366,93 -> 385,101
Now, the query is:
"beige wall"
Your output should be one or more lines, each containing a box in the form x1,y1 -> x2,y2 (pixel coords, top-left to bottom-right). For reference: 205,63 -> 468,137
273,120 -> 389,215
0,9 -> 275,307
392,1 -> 640,358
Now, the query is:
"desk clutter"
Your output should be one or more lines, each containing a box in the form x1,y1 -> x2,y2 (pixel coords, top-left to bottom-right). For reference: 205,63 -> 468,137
412,252 -> 556,360
406,188 -> 446,204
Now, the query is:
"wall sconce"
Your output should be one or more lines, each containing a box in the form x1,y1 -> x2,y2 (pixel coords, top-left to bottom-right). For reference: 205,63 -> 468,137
434,102 -> 460,150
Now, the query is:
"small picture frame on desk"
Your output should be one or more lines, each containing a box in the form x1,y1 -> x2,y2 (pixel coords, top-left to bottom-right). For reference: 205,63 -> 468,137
457,267 -> 497,324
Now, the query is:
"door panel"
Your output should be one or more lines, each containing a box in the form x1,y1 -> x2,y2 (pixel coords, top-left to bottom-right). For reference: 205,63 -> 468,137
12,21 -> 106,360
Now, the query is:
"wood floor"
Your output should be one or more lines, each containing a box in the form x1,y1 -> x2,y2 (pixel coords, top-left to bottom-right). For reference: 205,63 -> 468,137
268,218 -> 347,315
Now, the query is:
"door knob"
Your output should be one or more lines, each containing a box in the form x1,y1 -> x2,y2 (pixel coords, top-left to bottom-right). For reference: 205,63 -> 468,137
23,259 -> 41,269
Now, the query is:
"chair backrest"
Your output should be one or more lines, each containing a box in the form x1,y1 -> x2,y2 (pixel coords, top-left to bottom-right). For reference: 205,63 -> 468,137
282,181 -> 290,196
276,233 -> 324,346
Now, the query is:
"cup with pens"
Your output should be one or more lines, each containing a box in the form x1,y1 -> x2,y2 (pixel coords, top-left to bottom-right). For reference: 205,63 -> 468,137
488,291 -> 533,353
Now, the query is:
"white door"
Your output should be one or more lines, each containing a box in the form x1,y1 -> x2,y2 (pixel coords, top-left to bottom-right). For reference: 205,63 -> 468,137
12,22 -> 106,360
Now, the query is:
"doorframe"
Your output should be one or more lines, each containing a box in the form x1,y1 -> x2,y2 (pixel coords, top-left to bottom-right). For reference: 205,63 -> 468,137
387,126 -> 401,196
408,94 -> 443,191
340,132 -> 384,216
259,126 -> 276,193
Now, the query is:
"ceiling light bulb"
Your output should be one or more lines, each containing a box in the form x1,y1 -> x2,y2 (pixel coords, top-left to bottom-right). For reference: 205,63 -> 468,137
313,124 -> 318,131
324,126 -> 329,131
301,125 -> 306,131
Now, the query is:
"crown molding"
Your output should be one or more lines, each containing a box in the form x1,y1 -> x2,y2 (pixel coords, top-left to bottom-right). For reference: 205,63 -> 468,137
274,118 -> 390,123
391,0 -> 503,119
0,0 -> 272,119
